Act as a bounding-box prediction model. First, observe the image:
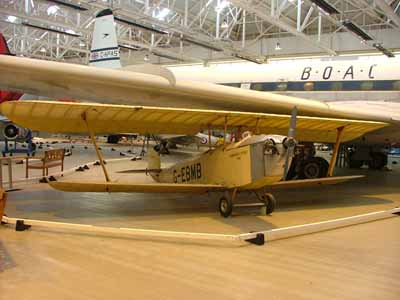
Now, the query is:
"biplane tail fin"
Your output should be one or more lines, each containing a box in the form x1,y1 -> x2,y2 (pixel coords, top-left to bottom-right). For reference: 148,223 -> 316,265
89,9 -> 121,69
147,147 -> 161,180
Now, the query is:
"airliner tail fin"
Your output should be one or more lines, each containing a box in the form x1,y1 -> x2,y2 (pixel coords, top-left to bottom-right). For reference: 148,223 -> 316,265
89,9 -> 121,69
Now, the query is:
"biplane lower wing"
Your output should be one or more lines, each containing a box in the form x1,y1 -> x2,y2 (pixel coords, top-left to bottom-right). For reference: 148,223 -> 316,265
50,176 -> 363,194
239,175 -> 365,191
49,181 -> 225,193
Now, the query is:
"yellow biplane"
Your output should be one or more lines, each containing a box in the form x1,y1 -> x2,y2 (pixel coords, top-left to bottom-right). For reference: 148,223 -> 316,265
0,100 -> 387,217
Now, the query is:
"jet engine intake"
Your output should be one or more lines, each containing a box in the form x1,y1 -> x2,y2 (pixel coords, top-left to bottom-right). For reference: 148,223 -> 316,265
3,123 -> 30,141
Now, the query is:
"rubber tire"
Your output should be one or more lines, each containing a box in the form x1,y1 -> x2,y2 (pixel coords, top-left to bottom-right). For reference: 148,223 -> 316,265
315,157 -> 329,177
285,157 -> 298,180
219,196 -> 233,218
264,193 -> 276,215
349,159 -> 363,168
107,135 -> 120,144
300,157 -> 328,179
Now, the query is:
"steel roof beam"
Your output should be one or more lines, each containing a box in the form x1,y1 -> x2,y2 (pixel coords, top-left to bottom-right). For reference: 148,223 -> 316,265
231,0 -> 337,56
374,0 -> 400,28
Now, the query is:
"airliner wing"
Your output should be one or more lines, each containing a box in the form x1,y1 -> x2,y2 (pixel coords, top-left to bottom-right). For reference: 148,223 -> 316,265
0,100 -> 387,143
0,55 -> 390,122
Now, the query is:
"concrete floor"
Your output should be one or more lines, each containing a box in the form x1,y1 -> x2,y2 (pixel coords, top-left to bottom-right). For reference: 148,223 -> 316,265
1,143 -> 400,299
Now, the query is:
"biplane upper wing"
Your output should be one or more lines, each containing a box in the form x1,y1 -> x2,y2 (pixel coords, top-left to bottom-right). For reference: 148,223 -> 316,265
0,55 -> 393,122
49,181 -> 224,193
0,100 -> 387,143
239,175 -> 365,191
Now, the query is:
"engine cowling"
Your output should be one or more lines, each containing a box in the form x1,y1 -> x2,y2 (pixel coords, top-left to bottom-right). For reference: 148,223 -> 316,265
3,123 -> 30,140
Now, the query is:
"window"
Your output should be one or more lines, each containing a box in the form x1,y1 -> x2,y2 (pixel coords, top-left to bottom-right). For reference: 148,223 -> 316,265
221,83 -> 240,88
303,82 -> 314,91
331,81 -> 342,91
276,82 -> 287,91
393,81 -> 400,90
251,83 -> 263,91
360,81 -> 373,90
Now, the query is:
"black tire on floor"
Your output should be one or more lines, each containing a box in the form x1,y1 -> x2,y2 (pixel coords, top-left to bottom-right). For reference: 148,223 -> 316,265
219,196 -> 233,218
263,193 -> 276,215
318,157 -> 329,175
107,135 -> 120,144
348,159 -> 363,168
300,157 -> 328,179
368,152 -> 388,170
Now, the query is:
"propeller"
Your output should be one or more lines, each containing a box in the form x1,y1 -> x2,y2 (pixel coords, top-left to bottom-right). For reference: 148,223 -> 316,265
283,106 -> 298,180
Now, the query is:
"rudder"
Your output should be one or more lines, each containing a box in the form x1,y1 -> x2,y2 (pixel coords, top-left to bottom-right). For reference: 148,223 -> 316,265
89,9 -> 121,69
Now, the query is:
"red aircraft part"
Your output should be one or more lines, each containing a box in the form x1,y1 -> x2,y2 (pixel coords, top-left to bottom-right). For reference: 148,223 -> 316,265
0,33 -> 23,103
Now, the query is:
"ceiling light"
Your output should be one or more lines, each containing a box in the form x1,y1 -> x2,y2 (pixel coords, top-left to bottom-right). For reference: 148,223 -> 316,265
275,42 -> 282,51
221,20 -> 229,28
342,20 -> 374,41
144,54 -> 150,61
181,36 -> 224,52
6,16 -> 18,23
233,53 -> 263,64
215,0 -> 230,12
119,44 -> 140,51
114,16 -> 168,35
47,0 -> 88,11
22,22 -> 82,37
373,43 -> 395,58
154,8 -> 170,21
40,47 -> 46,53
152,50 -> 185,61
65,29 -> 76,35
79,41 -> 85,47
47,5 -> 60,16
309,0 -> 340,15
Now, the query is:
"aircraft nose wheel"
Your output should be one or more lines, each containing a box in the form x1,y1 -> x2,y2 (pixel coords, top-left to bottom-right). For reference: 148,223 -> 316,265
262,193 -> 276,215
219,196 -> 233,218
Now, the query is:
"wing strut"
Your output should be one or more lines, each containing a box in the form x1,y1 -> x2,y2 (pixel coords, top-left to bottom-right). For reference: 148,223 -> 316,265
223,116 -> 228,145
283,106 -> 298,180
327,126 -> 345,177
208,125 -> 212,149
82,112 -> 111,182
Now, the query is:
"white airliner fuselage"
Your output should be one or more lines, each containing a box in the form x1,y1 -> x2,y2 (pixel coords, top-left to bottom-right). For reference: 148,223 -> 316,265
169,57 -> 400,146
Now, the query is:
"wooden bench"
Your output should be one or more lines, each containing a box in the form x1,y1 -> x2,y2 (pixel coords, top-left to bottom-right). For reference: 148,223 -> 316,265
26,149 -> 65,178
0,188 -> 6,222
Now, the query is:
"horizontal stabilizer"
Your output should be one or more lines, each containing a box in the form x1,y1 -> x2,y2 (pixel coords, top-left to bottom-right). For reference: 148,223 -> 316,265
49,181 -> 224,193
117,168 -> 162,174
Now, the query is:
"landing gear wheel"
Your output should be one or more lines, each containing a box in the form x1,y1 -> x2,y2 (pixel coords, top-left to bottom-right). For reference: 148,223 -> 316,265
219,196 -> 233,218
263,193 -> 276,215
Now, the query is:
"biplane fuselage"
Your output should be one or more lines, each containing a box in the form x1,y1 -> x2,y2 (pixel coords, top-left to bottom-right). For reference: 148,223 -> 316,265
152,135 -> 287,190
